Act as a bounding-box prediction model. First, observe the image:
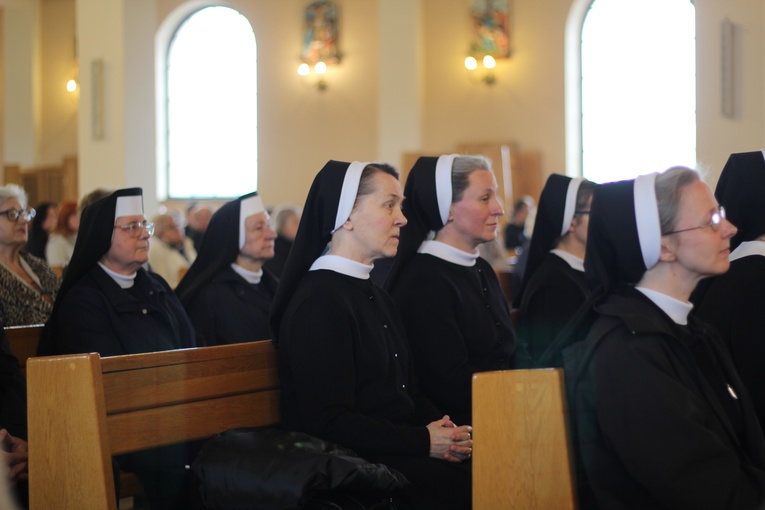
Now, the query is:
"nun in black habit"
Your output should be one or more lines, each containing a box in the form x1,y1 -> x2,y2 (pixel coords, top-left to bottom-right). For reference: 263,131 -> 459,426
270,160 -> 473,510
385,154 -> 518,426
513,174 -> 595,367
562,168 -> 765,509
176,191 -> 278,346
693,150 -> 765,436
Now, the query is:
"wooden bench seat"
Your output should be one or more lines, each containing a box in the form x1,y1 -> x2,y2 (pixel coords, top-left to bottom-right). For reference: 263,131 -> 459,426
27,340 -> 280,510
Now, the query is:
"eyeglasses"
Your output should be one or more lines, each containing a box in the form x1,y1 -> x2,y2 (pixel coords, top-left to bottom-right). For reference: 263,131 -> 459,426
664,206 -> 726,235
0,208 -> 36,222
114,220 -> 155,237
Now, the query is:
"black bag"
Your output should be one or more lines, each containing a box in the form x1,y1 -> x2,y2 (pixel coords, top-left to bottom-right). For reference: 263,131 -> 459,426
191,427 -> 409,510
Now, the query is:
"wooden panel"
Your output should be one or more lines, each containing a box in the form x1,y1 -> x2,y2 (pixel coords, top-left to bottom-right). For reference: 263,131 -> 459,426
5,324 -> 44,374
472,369 -> 577,510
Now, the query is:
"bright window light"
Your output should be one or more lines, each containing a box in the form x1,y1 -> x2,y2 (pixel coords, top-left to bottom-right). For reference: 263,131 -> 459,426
167,7 -> 257,198
581,0 -> 696,183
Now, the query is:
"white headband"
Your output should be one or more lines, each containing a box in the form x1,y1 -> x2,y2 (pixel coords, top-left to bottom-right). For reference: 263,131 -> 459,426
633,173 -> 661,270
435,154 -> 459,225
114,195 -> 143,222
332,161 -> 368,233
240,194 -> 266,249
561,177 -> 584,236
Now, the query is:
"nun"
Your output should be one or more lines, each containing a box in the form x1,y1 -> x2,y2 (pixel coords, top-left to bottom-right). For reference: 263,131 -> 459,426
562,168 -> 765,509
384,154 -> 519,426
39,187 -> 196,357
270,160 -> 472,510
513,174 -> 596,367
693,150 -> 765,434
176,191 -> 278,346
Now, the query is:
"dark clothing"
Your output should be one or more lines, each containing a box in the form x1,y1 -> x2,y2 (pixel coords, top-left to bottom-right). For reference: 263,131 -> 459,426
262,236 -> 292,279
517,253 -> 589,367
563,288 -> 765,510
390,254 -> 516,425
0,327 -> 26,440
46,265 -> 196,356
503,223 -> 527,251
185,226 -> 205,252
25,231 -> 48,260
693,254 -> 765,436
184,266 -> 277,346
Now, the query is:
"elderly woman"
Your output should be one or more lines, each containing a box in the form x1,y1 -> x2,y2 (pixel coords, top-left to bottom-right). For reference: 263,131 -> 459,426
176,191 -> 278,345
270,160 -> 472,509
384,155 -> 519,426
0,184 -> 60,326
514,174 -> 596,367
563,168 -> 765,509
693,151 -> 765,436
45,200 -> 79,270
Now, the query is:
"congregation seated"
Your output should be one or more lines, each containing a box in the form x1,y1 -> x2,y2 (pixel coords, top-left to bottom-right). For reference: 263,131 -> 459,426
262,204 -> 300,278
176,191 -> 278,346
45,200 -> 79,271
148,213 -> 197,288
185,203 -> 212,252
25,201 -> 56,260
514,174 -> 596,367
270,160 -> 473,510
385,155 -> 520,426
0,184 -> 61,326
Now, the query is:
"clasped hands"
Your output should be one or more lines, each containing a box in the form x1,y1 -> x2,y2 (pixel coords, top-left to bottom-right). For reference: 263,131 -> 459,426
427,415 -> 472,463
0,428 -> 28,485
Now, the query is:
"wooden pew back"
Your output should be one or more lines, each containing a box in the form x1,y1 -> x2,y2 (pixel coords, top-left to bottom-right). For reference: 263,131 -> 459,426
472,368 -> 577,509
27,340 -> 280,510
5,324 -> 45,375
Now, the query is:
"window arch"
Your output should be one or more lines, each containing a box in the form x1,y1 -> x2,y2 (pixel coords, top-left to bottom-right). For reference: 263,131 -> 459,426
164,6 -> 257,198
566,0 -> 696,183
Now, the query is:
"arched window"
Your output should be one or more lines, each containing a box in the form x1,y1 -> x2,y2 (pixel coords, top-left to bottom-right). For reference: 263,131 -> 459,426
165,6 -> 257,198
568,0 -> 696,183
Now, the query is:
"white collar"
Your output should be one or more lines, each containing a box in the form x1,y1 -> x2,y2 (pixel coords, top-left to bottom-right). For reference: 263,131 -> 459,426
729,240 -> 765,262
550,249 -> 584,272
635,286 -> 693,325
418,240 -> 479,267
309,254 -> 373,280
98,262 -> 137,289
231,262 -> 262,284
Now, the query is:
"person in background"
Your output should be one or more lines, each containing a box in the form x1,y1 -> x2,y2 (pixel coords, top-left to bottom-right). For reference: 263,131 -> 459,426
148,213 -> 197,288
271,160 -> 473,510
78,188 -> 112,214
504,196 -> 532,252
0,185 -> 60,326
385,155 -> 520,426
262,205 -> 300,278
25,202 -> 56,260
514,174 -> 596,367
563,168 -> 765,509
185,204 -> 212,252
45,200 -> 79,271
177,192 -> 278,346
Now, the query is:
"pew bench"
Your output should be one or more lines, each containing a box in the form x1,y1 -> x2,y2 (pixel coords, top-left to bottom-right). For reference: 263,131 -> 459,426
472,368 -> 578,509
26,340 -> 279,510
5,324 -> 45,376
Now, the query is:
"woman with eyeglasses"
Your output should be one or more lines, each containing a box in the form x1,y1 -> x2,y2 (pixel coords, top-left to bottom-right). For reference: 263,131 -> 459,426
513,174 -> 596,367
693,151 -> 765,437
562,167 -> 765,509
0,184 -> 60,326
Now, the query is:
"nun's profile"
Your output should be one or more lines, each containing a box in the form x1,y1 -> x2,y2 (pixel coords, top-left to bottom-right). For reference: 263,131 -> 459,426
39,187 -> 196,357
176,191 -> 278,345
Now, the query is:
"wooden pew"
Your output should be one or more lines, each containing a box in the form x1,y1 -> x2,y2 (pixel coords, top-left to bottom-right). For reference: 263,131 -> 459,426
26,340 -> 279,510
5,324 -> 45,376
472,368 -> 577,509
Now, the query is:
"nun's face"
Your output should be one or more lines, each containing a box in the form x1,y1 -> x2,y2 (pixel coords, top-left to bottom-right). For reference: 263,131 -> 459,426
442,169 -> 504,251
240,212 -> 276,263
342,171 -> 406,264
662,180 -> 736,281
103,214 -> 151,274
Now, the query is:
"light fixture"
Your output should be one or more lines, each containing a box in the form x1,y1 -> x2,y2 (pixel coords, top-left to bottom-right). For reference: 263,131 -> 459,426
297,61 -> 328,91
66,35 -> 79,95
465,55 -> 497,85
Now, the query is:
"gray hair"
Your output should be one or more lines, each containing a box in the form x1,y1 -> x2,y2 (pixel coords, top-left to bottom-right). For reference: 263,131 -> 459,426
151,213 -> 177,238
0,184 -> 28,209
452,155 -> 493,202
655,166 -> 700,235
274,207 -> 300,235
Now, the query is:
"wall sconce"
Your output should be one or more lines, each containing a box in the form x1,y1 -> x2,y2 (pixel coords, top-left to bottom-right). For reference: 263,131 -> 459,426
465,55 -> 497,85
66,68 -> 78,93
297,61 -> 328,91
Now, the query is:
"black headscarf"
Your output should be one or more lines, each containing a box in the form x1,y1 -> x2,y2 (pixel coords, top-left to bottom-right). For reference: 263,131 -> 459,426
269,160 -> 361,345
513,174 -> 583,307
176,191 -> 262,309
39,187 -> 144,354
384,155 -> 457,291
714,151 -> 765,251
